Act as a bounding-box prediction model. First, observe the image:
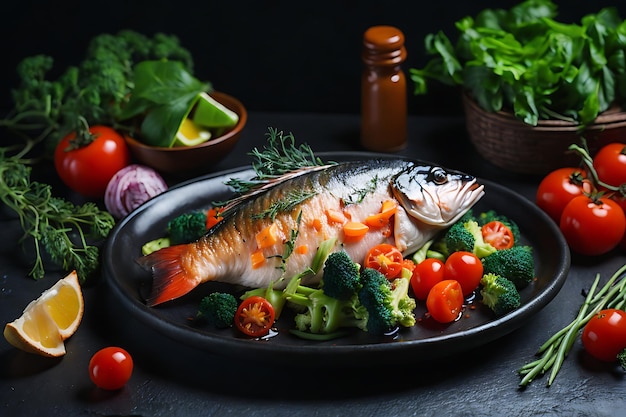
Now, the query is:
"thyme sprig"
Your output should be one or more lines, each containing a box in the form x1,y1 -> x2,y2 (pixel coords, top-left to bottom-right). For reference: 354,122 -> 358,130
0,152 -> 115,281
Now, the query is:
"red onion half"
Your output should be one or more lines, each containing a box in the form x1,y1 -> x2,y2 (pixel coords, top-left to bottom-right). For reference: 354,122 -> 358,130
105,164 -> 168,220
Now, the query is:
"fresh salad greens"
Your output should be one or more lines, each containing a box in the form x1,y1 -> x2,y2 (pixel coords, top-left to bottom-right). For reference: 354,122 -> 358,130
410,0 -> 626,127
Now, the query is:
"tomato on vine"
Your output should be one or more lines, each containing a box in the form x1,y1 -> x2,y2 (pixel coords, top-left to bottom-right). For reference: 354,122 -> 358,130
54,125 -> 131,198
536,167 -> 589,223
559,194 -> 626,256
581,309 -> 626,362
593,142 -> 626,212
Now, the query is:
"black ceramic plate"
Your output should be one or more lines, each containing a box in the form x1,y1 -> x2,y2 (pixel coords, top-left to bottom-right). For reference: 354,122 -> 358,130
103,153 -> 571,366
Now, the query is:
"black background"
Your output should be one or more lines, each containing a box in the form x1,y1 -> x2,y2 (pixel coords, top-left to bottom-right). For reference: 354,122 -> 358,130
2,0 -> 626,117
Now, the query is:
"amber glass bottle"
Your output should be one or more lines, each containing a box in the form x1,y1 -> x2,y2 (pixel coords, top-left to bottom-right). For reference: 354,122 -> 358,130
360,25 -> 407,152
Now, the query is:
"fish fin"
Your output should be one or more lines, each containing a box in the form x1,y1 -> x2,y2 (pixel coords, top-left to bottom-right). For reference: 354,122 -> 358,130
137,245 -> 201,307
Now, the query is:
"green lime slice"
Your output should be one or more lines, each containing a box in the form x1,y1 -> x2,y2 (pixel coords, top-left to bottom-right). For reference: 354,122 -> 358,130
192,92 -> 239,128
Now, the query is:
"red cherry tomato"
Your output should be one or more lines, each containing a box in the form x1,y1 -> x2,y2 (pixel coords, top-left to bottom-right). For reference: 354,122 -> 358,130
363,243 -> 404,280
54,125 -> 131,198
443,251 -> 483,296
410,258 -> 445,300
536,167 -> 589,223
582,309 -> 626,362
426,280 -> 464,323
594,143 -> 626,188
235,296 -> 275,337
481,221 -> 514,250
559,195 -> 626,256
88,346 -> 134,390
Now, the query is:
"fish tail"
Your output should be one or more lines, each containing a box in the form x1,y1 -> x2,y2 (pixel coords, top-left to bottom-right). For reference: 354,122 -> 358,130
137,245 -> 202,307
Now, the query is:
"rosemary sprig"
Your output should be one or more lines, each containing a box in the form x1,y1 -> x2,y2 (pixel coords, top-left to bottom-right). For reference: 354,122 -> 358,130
518,264 -> 626,387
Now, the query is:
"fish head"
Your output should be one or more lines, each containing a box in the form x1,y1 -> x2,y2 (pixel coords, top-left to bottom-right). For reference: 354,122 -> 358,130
392,164 -> 485,227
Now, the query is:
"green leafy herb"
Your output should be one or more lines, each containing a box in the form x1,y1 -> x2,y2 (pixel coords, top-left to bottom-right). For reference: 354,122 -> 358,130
118,60 -> 211,147
0,152 -> 115,281
251,189 -> 317,221
410,0 -> 626,127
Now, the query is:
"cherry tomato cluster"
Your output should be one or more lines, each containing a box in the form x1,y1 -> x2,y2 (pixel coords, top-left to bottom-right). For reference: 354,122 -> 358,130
410,250 -> 483,323
536,142 -> 626,256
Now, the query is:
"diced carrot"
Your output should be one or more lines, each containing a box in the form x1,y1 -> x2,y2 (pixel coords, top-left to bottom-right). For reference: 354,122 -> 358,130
295,245 -> 309,255
250,250 -> 266,269
365,199 -> 398,228
326,208 -> 346,224
206,207 -> 224,229
343,221 -> 369,238
311,218 -> 323,231
256,223 -> 279,249
380,199 -> 398,215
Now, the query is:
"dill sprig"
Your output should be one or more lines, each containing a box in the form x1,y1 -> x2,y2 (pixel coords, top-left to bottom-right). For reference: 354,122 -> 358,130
0,152 -> 115,281
252,190 -> 317,221
225,128 -> 329,195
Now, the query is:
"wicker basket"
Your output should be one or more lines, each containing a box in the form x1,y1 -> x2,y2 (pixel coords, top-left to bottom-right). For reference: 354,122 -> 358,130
462,93 -> 626,175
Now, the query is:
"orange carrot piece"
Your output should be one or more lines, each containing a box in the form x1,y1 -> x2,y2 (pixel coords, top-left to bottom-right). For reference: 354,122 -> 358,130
206,207 -> 224,229
250,250 -> 266,269
343,221 -> 369,238
256,223 -> 279,249
326,208 -> 346,224
311,218 -> 323,231
295,245 -> 309,255
365,200 -> 398,228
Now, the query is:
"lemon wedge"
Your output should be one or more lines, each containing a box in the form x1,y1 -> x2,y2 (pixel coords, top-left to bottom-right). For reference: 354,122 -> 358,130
4,271 -> 84,357
192,92 -> 239,128
174,117 -> 212,147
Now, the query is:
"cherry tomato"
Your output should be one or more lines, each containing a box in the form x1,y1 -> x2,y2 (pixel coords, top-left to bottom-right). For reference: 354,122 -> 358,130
481,221 -> 514,250
593,143 -> 626,188
581,309 -> 626,362
235,296 -> 275,337
559,195 -> 626,256
363,243 -> 404,280
54,125 -> 131,198
88,346 -> 133,390
443,251 -> 483,296
426,280 -> 464,323
536,167 -> 589,223
410,258 -> 445,300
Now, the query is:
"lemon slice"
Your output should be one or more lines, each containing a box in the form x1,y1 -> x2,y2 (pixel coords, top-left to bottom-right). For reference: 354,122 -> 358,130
192,92 -> 239,128
4,271 -> 84,357
174,117 -> 212,147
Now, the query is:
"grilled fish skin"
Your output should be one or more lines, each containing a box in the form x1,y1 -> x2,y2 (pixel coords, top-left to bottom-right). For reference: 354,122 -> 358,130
138,159 -> 484,306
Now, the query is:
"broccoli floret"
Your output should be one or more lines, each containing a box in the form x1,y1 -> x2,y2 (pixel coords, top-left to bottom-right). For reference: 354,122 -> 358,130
321,250 -> 361,300
358,268 -> 417,334
444,218 -> 497,259
478,210 -> 521,244
167,211 -> 207,244
284,275 -> 368,336
197,292 -> 239,329
480,273 -> 521,316
481,245 -> 535,289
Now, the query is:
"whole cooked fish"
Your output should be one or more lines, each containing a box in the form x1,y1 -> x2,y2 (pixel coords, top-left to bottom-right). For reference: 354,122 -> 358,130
138,159 -> 484,306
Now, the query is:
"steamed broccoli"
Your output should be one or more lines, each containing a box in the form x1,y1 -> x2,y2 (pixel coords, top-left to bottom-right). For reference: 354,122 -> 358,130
197,292 -> 239,328
358,268 -> 417,334
284,275 -> 368,337
477,210 -> 521,244
444,218 -> 497,259
167,211 -> 207,244
479,273 -> 521,316
321,250 -> 362,300
481,245 -> 535,289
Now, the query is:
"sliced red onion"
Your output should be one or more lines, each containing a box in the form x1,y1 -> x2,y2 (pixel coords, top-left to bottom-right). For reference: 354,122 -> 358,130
105,164 -> 168,219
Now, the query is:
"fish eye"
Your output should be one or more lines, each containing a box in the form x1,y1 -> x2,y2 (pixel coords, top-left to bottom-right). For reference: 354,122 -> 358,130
430,167 -> 448,184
